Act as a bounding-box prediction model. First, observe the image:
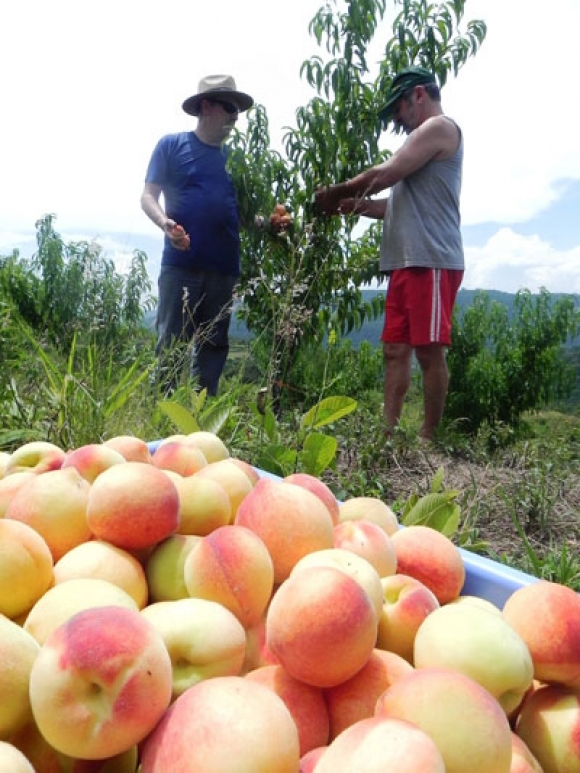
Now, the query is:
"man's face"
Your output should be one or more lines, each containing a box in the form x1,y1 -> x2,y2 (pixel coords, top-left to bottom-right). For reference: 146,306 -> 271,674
392,87 -> 419,135
205,99 -> 239,140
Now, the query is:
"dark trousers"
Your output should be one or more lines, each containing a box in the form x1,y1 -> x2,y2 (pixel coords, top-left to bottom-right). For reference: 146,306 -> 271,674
155,265 -> 237,396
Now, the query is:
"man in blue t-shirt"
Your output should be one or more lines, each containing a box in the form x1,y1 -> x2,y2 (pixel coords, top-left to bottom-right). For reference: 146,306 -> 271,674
141,74 -> 255,396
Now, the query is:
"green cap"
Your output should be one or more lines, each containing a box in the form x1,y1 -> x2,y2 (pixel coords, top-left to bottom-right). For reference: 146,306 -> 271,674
378,66 -> 437,122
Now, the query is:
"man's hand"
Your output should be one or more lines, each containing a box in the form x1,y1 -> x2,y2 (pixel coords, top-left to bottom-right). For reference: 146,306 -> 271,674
314,185 -> 342,216
165,221 -> 190,250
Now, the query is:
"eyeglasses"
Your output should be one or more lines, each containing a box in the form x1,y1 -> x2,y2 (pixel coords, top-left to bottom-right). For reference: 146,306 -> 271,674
211,100 -> 239,115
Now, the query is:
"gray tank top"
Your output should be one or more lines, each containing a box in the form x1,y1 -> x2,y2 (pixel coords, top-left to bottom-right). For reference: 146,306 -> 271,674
379,120 -> 464,272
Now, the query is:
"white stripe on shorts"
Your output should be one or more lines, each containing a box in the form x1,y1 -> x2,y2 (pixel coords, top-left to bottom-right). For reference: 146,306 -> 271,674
429,269 -> 442,342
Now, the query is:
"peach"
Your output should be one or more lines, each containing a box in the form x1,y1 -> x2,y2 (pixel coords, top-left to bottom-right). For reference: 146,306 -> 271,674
375,667 -> 513,773
139,676 -> 300,772
0,470 -> 36,517
29,606 -> 173,760
245,664 -> 329,755
0,451 -> 10,478
10,722 -> 139,772
5,440 -> 66,474
510,731 -> 543,773
242,616 -> 280,673
183,430 -> 230,463
515,683 -> 580,772
314,716 -> 446,773
141,598 -> 246,700
145,533 -> 201,602
284,472 -> 340,524
173,473 -> 231,535
377,573 -> 440,663
194,458 -> 255,520
292,547 -> 384,620
6,466 -> 92,561
151,440 -> 208,476
0,615 -> 40,738
61,443 -> 127,483
324,648 -> 414,740
228,457 -> 261,486
53,539 -> 149,609
0,517 -> 54,619
266,565 -> 378,688
502,579 -> 580,688
235,477 -> 334,583
299,746 -> 326,772
389,525 -> 465,604
0,741 -> 34,772
414,602 -> 534,715
338,495 -> 399,535
333,518 -> 397,577
103,435 -> 153,464
86,461 -> 179,551
24,577 -> 139,646
183,524 -> 274,628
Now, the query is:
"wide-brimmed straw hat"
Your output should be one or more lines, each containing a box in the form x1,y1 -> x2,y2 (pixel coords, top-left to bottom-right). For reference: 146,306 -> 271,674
182,74 -> 254,116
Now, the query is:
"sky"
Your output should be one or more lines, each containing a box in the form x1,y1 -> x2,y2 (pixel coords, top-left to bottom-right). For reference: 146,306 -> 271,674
1,0 -> 579,295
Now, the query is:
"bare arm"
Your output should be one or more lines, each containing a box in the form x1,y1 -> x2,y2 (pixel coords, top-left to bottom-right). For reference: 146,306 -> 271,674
339,196 -> 388,220
140,182 -> 190,250
316,115 -> 460,214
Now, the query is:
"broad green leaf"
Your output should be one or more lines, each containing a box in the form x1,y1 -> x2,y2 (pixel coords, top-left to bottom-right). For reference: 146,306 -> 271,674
158,401 -> 201,434
299,432 -> 338,476
402,491 -> 461,537
301,396 -> 357,430
430,466 -> 446,493
256,446 -> 297,478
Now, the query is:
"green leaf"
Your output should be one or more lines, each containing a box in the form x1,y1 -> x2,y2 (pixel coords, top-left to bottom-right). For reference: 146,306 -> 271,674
256,446 -> 297,477
430,466 -> 446,493
402,491 -> 461,537
299,432 -> 338,476
301,396 -> 357,430
158,401 -> 201,434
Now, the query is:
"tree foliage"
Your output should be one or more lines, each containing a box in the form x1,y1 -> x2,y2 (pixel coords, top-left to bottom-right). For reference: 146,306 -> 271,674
228,0 -> 486,400
447,290 -> 580,434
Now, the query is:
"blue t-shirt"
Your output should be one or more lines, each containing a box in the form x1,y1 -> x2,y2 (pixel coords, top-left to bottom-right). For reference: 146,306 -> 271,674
145,132 -> 240,276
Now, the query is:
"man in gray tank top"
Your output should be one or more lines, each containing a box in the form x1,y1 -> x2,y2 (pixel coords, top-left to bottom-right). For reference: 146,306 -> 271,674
315,66 -> 464,441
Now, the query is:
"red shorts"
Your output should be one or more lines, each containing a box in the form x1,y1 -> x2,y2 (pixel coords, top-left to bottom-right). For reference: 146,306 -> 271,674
381,267 -> 463,347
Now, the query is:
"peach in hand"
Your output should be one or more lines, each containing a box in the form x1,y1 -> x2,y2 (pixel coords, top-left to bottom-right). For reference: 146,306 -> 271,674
29,605 -> 173,760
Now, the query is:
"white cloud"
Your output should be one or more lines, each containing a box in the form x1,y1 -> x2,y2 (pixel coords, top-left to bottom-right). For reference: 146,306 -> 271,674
464,229 -> 580,294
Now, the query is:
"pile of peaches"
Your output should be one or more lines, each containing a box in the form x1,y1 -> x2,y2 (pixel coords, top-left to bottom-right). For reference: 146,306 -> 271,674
0,433 -> 578,772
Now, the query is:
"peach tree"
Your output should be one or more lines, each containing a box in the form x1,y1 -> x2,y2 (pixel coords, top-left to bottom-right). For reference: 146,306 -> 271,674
228,0 -> 486,406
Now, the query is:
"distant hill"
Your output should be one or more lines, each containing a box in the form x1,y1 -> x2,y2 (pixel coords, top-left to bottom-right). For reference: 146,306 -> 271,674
144,288 -> 580,347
